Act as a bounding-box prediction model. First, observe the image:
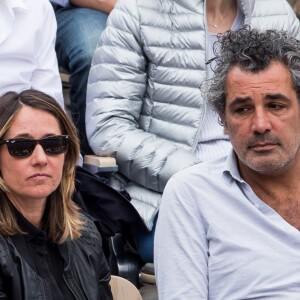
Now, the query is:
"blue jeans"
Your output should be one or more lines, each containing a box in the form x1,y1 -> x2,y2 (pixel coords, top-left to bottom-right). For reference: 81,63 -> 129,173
131,216 -> 157,263
52,4 -> 108,155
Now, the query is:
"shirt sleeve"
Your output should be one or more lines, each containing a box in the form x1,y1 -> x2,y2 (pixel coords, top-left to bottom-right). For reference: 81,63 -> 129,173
31,0 -> 64,107
154,175 -> 209,300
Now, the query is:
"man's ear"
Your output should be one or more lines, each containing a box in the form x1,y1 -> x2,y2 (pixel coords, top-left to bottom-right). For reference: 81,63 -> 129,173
220,114 -> 228,134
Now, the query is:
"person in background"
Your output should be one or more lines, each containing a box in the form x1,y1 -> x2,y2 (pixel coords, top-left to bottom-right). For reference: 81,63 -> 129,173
288,0 -> 300,18
50,0 -> 116,155
86,0 -> 300,264
155,26 -> 300,299
0,0 -> 63,107
0,89 -> 112,299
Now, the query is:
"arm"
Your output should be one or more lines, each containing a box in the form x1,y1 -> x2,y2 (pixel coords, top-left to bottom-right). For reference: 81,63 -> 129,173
31,0 -> 64,107
0,275 -> 8,300
70,0 -> 116,14
284,0 -> 300,39
154,176 -> 209,300
86,0 -> 200,193
82,218 -> 113,299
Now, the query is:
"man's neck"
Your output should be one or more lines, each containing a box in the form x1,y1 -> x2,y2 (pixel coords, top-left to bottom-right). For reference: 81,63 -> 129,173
238,154 -> 300,230
238,154 -> 300,192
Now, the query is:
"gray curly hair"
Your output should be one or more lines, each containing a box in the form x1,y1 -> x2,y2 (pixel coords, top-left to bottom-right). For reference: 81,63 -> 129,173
204,26 -> 300,116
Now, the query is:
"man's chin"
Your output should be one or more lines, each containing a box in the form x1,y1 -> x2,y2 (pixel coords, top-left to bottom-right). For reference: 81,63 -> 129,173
244,158 -> 291,176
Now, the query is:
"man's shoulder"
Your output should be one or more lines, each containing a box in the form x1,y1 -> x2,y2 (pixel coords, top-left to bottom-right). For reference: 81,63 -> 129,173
163,156 -> 231,213
172,157 -> 227,189
173,155 -> 227,182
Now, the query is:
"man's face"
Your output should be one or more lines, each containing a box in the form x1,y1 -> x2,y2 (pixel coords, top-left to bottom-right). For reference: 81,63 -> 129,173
222,62 -> 300,176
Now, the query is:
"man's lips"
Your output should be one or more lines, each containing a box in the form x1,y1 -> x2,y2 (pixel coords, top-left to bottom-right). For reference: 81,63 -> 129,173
249,142 -> 277,150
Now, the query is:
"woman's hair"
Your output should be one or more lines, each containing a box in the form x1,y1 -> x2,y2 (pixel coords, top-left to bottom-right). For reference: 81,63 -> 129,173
0,89 -> 83,243
204,26 -> 300,116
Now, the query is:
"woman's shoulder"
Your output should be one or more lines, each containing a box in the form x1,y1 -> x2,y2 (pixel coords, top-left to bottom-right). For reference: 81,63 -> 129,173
76,214 -> 104,249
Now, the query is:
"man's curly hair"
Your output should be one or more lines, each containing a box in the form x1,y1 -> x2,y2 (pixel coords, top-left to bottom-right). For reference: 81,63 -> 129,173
204,26 -> 300,116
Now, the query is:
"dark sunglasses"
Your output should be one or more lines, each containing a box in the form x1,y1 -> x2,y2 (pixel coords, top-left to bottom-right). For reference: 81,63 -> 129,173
0,135 -> 69,158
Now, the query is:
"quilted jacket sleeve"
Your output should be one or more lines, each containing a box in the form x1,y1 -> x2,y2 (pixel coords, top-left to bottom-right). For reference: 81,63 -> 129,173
86,0 -> 200,193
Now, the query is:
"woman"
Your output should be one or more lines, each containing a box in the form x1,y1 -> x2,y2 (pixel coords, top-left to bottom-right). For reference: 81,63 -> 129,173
0,90 -> 112,299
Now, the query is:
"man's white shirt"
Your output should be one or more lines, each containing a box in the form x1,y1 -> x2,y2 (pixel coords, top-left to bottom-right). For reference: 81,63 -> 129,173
0,0 -> 64,106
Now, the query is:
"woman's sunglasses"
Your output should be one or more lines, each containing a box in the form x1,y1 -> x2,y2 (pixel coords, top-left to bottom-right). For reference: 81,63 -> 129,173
0,135 -> 69,158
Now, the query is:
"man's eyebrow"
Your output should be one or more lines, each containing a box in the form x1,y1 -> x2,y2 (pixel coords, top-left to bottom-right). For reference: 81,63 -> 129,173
264,93 -> 290,102
228,97 -> 252,109
228,93 -> 291,109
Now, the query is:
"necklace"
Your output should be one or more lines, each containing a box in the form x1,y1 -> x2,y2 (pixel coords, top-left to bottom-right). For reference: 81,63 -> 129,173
207,0 -> 234,29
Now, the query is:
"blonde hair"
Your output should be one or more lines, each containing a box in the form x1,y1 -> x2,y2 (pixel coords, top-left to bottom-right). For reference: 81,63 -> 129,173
0,90 -> 83,243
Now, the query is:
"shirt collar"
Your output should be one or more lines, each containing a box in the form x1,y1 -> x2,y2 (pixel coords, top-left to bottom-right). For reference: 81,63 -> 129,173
6,0 -> 28,11
9,201 -> 47,243
223,149 -> 246,184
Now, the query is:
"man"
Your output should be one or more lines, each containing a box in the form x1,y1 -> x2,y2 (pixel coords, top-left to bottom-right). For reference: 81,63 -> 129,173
154,27 -> 300,299
0,0 -> 63,106
50,0 -> 116,154
86,0 -> 300,264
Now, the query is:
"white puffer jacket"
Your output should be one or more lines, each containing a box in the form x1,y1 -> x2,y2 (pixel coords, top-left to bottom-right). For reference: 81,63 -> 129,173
87,0 -> 300,229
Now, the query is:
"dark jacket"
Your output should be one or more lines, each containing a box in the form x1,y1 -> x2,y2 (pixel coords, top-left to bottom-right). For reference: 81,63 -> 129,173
0,217 -> 112,300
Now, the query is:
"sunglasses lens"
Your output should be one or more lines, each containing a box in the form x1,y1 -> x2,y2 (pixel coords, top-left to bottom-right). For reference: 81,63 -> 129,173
2,136 -> 68,158
40,136 -> 68,155
8,140 -> 35,157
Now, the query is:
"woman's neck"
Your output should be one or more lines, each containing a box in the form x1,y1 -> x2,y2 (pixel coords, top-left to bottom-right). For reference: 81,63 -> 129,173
206,0 -> 238,34
7,194 -> 47,228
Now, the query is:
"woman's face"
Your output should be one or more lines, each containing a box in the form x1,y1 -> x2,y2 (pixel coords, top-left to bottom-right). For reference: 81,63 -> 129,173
0,105 -> 65,208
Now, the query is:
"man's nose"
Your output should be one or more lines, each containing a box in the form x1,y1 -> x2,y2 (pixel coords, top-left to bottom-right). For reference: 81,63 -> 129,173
251,109 -> 272,134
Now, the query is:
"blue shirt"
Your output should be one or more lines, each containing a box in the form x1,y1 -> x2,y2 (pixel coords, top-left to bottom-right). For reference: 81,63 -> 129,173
154,150 -> 300,300
49,0 -> 69,7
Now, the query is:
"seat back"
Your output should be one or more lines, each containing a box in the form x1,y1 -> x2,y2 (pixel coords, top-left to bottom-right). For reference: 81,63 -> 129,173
110,275 -> 142,300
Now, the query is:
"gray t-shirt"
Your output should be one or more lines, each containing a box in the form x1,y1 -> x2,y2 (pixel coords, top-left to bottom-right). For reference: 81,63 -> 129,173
196,4 -> 244,161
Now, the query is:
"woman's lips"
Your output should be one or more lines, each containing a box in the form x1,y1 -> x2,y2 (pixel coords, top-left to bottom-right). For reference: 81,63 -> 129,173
28,173 -> 50,179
